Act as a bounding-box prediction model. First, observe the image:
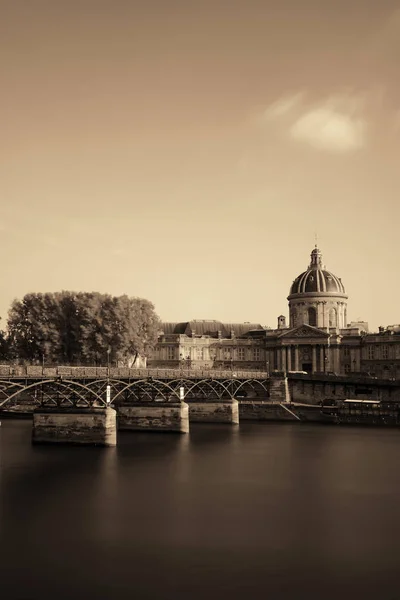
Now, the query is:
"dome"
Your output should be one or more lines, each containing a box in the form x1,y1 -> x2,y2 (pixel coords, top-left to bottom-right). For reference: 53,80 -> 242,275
289,247 -> 346,296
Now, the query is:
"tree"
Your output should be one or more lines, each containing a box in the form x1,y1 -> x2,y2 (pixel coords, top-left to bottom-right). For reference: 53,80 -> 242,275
7,291 -> 160,365
0,318 -> 10,362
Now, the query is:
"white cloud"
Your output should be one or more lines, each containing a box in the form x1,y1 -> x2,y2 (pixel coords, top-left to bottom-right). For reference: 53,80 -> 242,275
260,92 -> 367,153
290,106 -> 365,153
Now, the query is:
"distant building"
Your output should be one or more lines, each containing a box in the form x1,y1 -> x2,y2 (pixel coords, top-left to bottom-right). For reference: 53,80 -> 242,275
148,246 -> 400,379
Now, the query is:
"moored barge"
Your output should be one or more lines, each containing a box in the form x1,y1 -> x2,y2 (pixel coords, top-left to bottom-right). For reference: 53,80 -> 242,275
321,399 -> 400,426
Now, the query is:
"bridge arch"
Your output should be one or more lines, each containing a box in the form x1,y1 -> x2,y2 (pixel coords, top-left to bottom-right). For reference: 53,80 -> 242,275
232,379 -> 270,398
184,379 -> 234,400
0,379 -> 105,408
112,379 -> 181,403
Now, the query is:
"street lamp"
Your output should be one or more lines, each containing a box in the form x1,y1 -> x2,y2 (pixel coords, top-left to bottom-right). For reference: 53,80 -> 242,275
107,346 -> 111,376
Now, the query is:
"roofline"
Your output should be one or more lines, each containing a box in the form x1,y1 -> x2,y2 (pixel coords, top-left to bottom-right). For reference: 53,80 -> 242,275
287,292 -> 348,301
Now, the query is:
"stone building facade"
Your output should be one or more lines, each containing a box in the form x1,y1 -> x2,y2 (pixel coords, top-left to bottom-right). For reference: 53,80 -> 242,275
148,246 -> 400,379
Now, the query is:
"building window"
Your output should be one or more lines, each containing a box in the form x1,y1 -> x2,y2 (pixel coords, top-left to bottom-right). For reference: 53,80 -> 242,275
196,347 -> 203,360
344,364 -> 351,374
238,347 -> 245,361
291,309 -> 297,327
344,346 -> 350,357
382,345 -> 388,360
368,346 -> 375,360
253,348 -> 261,361
167,346 -> 175,360
308,307 -> 317,327
329,308 -> 337,328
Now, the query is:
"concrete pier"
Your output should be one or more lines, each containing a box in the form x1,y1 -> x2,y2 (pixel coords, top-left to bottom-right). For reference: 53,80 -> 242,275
32,407 -> 117,446
117,402 -> 189,433
187,399 -> 239,424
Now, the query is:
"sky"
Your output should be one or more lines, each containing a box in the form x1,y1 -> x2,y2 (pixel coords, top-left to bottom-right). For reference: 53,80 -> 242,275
1,0 -> 400,332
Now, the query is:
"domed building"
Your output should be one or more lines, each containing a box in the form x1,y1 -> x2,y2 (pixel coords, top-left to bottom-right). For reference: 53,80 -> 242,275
264,246 -> 351,374
151,245 -> 400,379
288,246 -> 348,330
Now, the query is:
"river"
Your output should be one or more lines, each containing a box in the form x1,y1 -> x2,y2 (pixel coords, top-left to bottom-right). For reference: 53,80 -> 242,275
1,419 -> 400,599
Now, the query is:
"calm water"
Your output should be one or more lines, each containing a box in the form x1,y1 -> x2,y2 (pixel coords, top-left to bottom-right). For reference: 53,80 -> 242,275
1,420 -> 400,600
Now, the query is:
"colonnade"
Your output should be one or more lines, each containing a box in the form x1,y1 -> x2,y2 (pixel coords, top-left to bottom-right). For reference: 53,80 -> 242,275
273,344 -> 341,374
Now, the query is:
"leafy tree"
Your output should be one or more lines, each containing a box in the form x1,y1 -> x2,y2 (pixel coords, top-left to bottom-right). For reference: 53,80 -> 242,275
7,291 -> 160,365
0,318 -> 10,362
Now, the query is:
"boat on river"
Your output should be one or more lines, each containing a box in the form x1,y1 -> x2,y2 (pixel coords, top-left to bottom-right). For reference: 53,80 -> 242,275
321,398 -> 400,426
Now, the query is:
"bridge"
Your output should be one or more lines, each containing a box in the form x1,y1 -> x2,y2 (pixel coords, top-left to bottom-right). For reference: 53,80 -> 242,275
1,366 -> 399,446
0,367 -> 270,409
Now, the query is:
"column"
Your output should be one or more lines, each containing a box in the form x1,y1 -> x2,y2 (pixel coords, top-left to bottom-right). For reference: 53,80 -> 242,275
317,302 -> 323,328
294,346 -> 300,371
319,346 -> 324,372
334,346 -> 340,374
312,345 -> 317,373
281,347 -> 287,372
287,345 -> 292,371
277,349 -> 281,371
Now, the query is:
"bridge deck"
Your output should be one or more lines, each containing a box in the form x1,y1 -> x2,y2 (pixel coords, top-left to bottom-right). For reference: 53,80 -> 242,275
0,366 -> 269,380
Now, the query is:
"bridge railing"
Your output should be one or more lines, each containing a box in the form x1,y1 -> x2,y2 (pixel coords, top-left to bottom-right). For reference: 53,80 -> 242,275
0,365 -> 270,380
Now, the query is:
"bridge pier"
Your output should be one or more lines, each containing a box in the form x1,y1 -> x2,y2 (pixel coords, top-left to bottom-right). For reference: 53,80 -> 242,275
32,407 -> 117,446
187,399 -> 239,424
117,402 -> 189,433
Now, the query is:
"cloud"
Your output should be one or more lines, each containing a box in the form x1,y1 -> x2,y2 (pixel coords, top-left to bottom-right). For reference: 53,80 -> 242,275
260,92 -> 367,153
290,106 -> 365,153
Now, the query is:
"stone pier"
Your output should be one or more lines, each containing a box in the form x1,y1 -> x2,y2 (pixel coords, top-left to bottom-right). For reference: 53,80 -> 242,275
117,402 -> 189,433
32,407 -> 117,446
187,399 -> 239,424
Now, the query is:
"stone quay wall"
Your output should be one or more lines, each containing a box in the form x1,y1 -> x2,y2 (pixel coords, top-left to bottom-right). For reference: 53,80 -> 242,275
288,374 -> 400,404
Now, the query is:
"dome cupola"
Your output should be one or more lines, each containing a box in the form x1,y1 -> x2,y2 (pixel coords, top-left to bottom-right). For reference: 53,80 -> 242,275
289,246 -> 346,296
287,246 -> 348,330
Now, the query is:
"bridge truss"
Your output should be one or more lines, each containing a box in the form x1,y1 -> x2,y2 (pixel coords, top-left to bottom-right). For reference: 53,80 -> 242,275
0,375 -> 270,409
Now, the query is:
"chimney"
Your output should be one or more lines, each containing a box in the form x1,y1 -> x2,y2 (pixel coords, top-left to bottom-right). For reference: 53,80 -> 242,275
277,315 -> 286,330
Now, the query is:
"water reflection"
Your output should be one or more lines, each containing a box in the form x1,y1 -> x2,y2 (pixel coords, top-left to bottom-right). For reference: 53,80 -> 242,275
1,420 -> 400,600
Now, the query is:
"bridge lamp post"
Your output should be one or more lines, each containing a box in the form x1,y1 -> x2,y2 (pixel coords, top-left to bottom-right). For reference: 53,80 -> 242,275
106,384 -> 111,406
107,346 -> 111,376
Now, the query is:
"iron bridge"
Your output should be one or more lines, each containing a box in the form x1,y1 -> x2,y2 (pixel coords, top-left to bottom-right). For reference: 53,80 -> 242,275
0,370 -> 270,410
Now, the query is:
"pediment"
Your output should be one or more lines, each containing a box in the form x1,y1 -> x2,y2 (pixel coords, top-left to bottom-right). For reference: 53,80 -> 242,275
278,325 -> 330,339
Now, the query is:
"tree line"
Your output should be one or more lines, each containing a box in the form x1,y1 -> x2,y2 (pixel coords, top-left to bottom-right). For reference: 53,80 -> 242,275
0,291 -> 160,366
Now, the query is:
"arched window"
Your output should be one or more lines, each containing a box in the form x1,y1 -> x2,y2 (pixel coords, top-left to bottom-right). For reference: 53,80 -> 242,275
329,308 -> 337,328
308,307 -> 317,327
291,309 -> 297,327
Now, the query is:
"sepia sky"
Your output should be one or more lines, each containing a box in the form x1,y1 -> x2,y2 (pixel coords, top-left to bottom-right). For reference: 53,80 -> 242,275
1,0 -> 400,332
